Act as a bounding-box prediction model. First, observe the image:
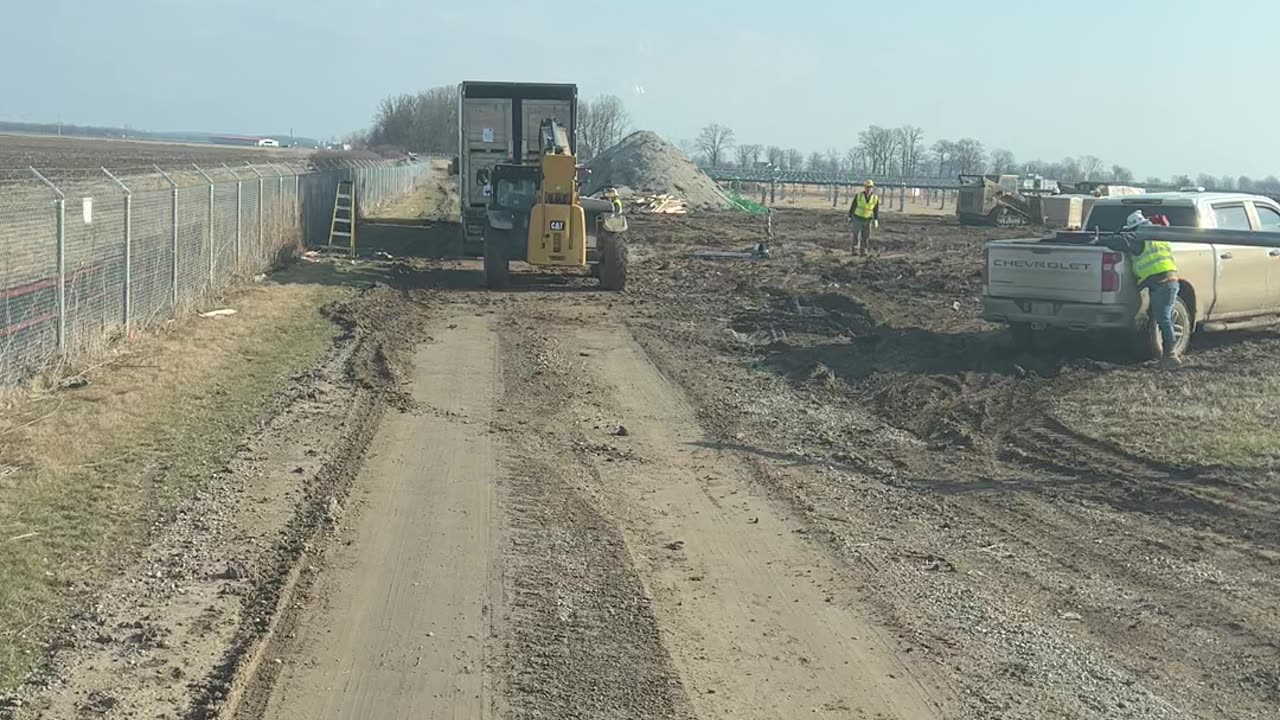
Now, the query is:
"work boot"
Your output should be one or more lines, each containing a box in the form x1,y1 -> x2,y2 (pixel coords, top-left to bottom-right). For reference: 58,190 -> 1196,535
1160,353 -> 1183,369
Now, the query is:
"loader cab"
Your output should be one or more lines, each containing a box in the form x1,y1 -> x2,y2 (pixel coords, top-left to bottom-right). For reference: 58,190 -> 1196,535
483,163 -> 541,265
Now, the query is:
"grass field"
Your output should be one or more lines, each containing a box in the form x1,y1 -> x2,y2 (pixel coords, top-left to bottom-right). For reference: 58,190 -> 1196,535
0,281 -> 344,688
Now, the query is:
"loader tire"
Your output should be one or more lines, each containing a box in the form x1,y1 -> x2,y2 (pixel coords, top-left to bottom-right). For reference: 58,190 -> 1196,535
599,232 -> 628,291
483,236 -> 509,289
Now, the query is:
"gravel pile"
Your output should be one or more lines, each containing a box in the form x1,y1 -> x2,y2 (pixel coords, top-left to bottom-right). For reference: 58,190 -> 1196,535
584,131 -> 733,210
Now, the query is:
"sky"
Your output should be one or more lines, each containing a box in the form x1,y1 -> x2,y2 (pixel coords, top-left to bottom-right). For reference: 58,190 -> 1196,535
2,0 -> 1277,179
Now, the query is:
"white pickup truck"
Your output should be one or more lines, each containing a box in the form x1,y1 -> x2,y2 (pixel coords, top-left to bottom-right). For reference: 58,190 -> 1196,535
982,191 -> 1280,357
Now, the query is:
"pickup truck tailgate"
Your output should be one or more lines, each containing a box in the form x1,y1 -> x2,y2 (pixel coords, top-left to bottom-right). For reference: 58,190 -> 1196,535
986,243 -> 1105,304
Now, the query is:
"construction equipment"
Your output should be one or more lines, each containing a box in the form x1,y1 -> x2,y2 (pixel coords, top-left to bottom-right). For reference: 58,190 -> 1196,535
481,115 -> 628,290
455,81 -> 578,250
328,179 -> 356,256
957,174 -> 1046,227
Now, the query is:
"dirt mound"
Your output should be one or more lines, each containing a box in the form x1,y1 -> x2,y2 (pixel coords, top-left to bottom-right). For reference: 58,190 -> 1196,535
584,131 -> 733,210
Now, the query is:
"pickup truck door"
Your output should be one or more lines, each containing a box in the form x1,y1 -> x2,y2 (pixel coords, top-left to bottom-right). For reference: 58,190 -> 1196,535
1207,202 -> 1270,318
1248,200 -> 1280,311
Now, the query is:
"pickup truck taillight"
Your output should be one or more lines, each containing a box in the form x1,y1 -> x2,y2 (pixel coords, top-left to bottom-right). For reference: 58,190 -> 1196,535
982,247 -> 990,286
1101,251 -> 1122,292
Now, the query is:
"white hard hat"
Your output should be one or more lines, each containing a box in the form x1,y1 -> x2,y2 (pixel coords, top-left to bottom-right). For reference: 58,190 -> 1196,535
1123,210 -> 1150,230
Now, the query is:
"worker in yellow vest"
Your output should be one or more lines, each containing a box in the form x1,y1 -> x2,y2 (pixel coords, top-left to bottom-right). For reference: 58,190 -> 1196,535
1122,211 -> 1182,367
605,188 -> 624,214
847,179 -> 880,256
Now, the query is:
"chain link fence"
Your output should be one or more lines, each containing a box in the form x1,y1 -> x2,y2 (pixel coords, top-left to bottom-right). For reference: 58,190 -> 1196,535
0,159 -> 430,383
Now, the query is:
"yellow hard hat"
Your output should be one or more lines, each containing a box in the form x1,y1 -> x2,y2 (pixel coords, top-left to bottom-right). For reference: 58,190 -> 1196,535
864,179 -> 875,188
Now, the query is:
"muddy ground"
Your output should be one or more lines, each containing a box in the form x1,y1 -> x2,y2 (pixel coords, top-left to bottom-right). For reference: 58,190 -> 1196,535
5,177 -> 1278,719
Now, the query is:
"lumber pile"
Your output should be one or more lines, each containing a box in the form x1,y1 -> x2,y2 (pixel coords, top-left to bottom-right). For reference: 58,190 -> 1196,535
632,193 -> 688,215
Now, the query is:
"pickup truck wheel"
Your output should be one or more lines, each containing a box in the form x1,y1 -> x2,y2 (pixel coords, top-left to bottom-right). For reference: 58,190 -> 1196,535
1135,295 -> 1192,360
483,235 -> 510,289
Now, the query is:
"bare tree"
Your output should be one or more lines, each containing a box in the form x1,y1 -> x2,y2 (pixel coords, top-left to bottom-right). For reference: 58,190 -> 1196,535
696,123 -> 736,168
931,139 -> 955,177
368,85 -> 459,153
735,143 -> 762,168
844,147 -> 863,177
807,151 -> 826,172
951,138 -> 986,174
1059,157 -> 1083,182
785,148 -> 804,171
1111,165 -> 1135,184
578,94 -> 631,160
990,149 -> 1016,174
857,126 -> 898,175
1196,173 -> 1219,190
896,126 -> 924,177
1079,155 -> 1105,181
825,147 -> 843,174
766,145 -> 785,168
1218,175 -> 1236,191
1238,176 -> 1255,192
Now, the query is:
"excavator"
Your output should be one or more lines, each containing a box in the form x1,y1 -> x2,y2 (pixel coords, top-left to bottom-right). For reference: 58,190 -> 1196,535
482,118 -> 628,290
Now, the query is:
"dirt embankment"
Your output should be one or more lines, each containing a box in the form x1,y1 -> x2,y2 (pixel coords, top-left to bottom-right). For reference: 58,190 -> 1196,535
584,131 -> 733,210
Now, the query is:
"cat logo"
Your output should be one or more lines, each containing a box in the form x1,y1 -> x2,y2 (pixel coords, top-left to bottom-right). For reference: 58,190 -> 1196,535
549,220 -> 566,231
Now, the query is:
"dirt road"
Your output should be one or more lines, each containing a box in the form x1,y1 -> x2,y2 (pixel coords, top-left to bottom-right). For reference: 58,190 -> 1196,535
247,292 -> 946,719
258,314 -> 501,719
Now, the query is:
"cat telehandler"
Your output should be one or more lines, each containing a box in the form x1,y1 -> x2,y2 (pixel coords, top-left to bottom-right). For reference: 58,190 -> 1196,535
482,118 -> 628,290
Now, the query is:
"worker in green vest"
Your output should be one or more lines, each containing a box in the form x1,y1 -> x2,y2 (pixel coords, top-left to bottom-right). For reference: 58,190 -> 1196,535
847,179 -> 880,256
1122,211 -> 1182,367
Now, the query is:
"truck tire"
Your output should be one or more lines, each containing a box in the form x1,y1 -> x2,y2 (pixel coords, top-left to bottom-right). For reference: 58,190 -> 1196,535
1134,295 -> 1192,360
483,236 -> 510,289
599,232 -> 628,291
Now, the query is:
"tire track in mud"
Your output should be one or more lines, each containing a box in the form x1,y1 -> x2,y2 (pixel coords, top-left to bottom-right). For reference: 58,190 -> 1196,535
188,285 -> 430,720
495,319 -> 695,720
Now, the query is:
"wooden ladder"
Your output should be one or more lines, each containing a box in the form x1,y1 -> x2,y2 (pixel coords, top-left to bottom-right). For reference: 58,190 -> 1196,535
328,179 -> 356,256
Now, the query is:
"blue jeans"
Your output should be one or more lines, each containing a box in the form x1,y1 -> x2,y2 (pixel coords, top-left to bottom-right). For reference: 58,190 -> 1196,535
1149,280 -> 1181,355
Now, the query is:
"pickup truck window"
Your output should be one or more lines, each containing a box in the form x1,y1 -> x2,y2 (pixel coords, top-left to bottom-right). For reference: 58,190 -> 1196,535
1254,203 -> 1280,230
1084,204 -> 1198,231
1213,203 -> 1253,230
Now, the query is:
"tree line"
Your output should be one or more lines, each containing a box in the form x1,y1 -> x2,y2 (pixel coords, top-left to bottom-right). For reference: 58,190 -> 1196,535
690,121 -> 1280,192
352,85 -> 631,162
350,87 -> 1278,192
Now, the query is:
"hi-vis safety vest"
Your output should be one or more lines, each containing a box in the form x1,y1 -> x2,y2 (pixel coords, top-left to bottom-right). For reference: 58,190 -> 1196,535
1131,241 -> 1177,284
853,192 -> 879,219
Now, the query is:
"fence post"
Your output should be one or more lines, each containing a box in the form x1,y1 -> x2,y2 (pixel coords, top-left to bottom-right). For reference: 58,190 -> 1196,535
295,173 -> 302,245
153,165 -> 178,307
193,164 -> 216,290
269,163 -> 286,250
30,168 -> 66,353
247,163 -> 264,264
224,164 -> 243,267
102,168 -> 133,335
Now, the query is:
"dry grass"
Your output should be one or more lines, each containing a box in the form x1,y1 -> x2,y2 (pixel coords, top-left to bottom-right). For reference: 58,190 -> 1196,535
364,160 -> 457,223
0,280 -> 344,689
1052,360 -> 1280,469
